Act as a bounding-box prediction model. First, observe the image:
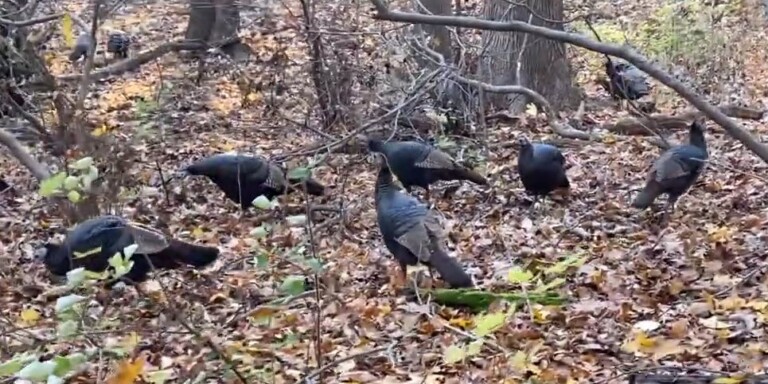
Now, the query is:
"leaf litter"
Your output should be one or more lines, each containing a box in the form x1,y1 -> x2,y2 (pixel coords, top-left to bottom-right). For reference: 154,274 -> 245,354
1,0 -> 768,382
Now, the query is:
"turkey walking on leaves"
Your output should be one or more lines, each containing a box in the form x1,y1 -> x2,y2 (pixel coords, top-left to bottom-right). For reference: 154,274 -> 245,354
69,33 -> 94,62
374,161 -> 473,288
632,120 -> 708,221
180,154 -> 325,209
605,59 -> 650,105
365,137 -> 487,201
516,138 -> 570,207
106,32 -> 130,59
38,215 -> 220,285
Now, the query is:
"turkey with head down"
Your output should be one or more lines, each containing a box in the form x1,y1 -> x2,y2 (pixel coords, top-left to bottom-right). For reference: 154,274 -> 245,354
632,120 -> 708,221
38,215 -> 219,285
364,136 -> 487,202
516,137 -> 570,207
180,154 -> 325,209
374,160 -> 473,288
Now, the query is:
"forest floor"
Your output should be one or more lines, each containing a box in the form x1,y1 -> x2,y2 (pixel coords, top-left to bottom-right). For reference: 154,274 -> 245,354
2,0 -> 768,382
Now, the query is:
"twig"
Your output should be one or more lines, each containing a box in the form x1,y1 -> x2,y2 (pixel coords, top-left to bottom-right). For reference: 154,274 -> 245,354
154,159 -> 170,206
301,342 -> 399,383
0,129 -> 50,180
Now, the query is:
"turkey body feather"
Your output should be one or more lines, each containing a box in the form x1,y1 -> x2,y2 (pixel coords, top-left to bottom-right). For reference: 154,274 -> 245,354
182,154 -> 325,209
367,139 -> 487,198
606,60 -> 650,101
41,215 -> 219,284
375,165 -> 473,288
632,121 -> 708,211
517,139 -> 569,197
69,33 -> 94,62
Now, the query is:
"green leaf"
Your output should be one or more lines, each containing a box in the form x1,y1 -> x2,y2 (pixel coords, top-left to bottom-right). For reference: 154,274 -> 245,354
532,277 -> 566,294
66,268 -> 86,287
286,167 -> 311,181
47,375 -> 64,384
279,275 -> 305,296
66,190 -> 81,203
473,312 -> 507,337
0,358 -> 25,376
286,215 -> 307,227
63,176 -> 80,191
250,224 -> 270,239
55,295 -> 85,313
17,360 -> 55,381
305,258 -> 323,273
443,344 -> 466,364
543,255 -> 586,275
69,157 -> 93,171
122,244 -> 139,258
56,320 -> 78,338
254,252 -> 269,269
466,339 -> 483,357
52,353 -> 85,377
39,172 -> 67,197
108,252 -> 134,278
251,195 -> 272,210
507,267 -> 534,284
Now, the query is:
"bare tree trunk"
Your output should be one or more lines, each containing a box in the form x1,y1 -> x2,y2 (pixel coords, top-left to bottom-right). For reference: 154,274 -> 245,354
481,0 -> 578,112
184,0 -> 250,59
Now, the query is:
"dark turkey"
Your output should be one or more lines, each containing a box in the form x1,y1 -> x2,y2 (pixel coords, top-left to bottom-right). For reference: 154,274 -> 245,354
517,138 -> 569,204
106,32 -> 130,58
39,215 -> 220,285
68,33 -> 94,62
181,154 -> 325,209
605,60 -> 650,101
366,138 -> 487,201
374,162 -> 473,288
632,120 -> 707,218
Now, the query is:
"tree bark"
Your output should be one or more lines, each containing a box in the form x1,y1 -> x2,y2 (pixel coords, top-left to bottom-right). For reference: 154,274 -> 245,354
481,0 -> 578,112
184,0 -> 250,59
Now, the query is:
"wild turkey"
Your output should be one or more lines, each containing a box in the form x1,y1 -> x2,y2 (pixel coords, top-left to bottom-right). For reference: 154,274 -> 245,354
68,33 -> 94,62
632,120 -> 708,219
180,154 -> 325,209
106,32 -> 130,59
39,215 -> 220,285
517,138 -> 570,205
374,161 -> 473,288
365,137 -> 487,201
605,60 -> 650,103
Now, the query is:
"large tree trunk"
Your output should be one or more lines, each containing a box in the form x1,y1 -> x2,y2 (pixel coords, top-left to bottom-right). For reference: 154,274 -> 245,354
481,0 -> 578,112
184,0 -> 250,59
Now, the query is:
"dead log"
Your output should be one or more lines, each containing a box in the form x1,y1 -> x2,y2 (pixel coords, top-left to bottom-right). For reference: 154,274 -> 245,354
604,104 -> 765,136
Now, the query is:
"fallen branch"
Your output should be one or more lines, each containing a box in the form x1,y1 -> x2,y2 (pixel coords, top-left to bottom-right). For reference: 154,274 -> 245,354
367,0 -> 768,163
55,37 -> 239,83
604,104 -> 765,137
0,129 -> 50,180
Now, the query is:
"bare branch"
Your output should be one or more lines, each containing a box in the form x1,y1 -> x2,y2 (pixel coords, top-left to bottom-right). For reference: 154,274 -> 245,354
367,0 -> 768,163
0,129 -> 50,181
0,12 -> 62,27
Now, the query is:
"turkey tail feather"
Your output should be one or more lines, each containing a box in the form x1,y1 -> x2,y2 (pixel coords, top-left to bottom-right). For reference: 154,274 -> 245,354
149,239 -> 220,269
456,168 -> 488,186
632,181 -> 662,209
428,249 -> 473,288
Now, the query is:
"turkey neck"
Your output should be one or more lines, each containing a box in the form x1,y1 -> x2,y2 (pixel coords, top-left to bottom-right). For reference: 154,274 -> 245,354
518,143 -> 534,161
688,124 -> 707,154
367,139 -> 387,153
374,166 -> 399,199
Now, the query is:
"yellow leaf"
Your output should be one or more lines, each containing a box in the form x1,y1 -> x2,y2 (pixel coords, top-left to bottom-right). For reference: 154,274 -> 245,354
602,133 -> 617,144
532,305 -> 551,324
623,331 -> 656,353
107,356 -> 145,384
443,344 -> 467,364
712,376 -> 744,384
61,14 -> 74,47
19,308 -> 41,325
191,226 -> 205,239
507,267 -> 533,284
91,124 -> 110,137
249,306 -> 281,321
707,225 -> 735,243
448,317 -> 473,329
473,312 -> 505,337
524,103 -> 538,116
508,351 -> 528,374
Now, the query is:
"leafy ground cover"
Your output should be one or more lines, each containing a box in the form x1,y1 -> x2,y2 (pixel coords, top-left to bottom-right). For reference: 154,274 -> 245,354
2,0 -> 768,382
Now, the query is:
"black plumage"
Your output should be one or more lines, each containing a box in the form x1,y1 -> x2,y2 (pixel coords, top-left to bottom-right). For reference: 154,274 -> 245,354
374,162 -> 473,288
632,121 -> 708,218
181,154 -> 325,209
366,138 -> 488,200
106,32 -> 130,58
68,33 -> 94,62
517,138 -> 570,203
605,60 -> 650,101
40,215 -> 220,284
